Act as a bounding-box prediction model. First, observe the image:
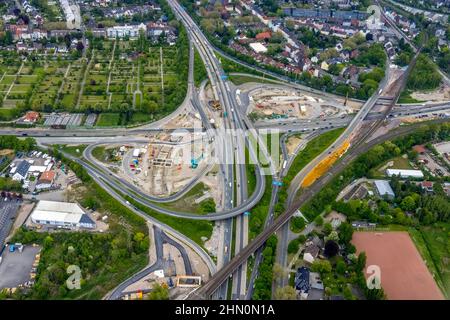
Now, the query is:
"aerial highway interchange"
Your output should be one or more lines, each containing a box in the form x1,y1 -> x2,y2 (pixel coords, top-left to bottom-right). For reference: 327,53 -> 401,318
0,0 -> 449,303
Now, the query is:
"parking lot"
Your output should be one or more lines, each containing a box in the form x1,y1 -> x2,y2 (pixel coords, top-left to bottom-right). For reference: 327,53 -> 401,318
0,200 -> 21,249
0,245 -> 41,290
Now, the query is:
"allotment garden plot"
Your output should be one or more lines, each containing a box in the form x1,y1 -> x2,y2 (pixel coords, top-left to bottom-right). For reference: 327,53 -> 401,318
77,40 -> 182,114
1,40 -> 185,123
0,61 -> 40,109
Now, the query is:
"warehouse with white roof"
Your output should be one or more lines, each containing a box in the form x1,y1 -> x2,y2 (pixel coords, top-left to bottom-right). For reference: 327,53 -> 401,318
374,180 -> 395,199
386,169 -> 424,179
30,200 -> 96,229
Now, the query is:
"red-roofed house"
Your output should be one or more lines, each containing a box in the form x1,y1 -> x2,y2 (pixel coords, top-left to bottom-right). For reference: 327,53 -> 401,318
36,170 -> 56,191
413,145 -> 427,154
420,181 -> 434,193
255,31 -> 271,41
23,111 -> 40,123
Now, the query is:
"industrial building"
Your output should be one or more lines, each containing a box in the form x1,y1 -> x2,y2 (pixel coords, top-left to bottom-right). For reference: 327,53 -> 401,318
30,200 -> 96,229
386,169 -> 424,179
249,42 -> 268,53
374,180 -> 395,199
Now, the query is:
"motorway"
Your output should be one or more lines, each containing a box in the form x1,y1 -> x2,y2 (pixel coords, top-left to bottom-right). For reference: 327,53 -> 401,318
191,116 -> 449,299
6,0 -> 450,300
107,225 -> 193,300
188,24 -> 424,297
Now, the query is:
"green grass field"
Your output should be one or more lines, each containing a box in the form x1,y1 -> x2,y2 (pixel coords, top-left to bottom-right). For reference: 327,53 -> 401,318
228,74 -> 279,86
398,90 -> 424,104
58,145 -> 87,157
284,128 -> 345,184
96,113 -> 121,126
409,223 -> 450,299
127,194 -> 213,249
158,182 -> 214,214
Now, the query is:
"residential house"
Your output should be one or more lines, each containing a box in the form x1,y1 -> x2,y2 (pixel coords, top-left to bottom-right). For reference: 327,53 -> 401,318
295,267 -> 310,299
255,31 -> 271,41
413,145 -> 427,155
35,170 -> 56,191
106,23 -> 147,38
420,181 -> 434,193
303,243 -> 320,264
321,61 -> 329,71
23,111 -> 40,123
12,160 -> 30,181
350,49 -> 359,59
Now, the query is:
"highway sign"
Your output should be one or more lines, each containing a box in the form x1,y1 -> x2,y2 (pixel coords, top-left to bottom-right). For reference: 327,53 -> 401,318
221,75 -> 228,80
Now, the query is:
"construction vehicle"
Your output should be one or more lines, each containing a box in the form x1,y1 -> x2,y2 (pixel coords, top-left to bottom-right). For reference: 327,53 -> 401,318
190,153 -> 204,169
210,100 -> 221,110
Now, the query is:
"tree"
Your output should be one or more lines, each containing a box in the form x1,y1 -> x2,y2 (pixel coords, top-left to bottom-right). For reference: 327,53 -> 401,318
311,259 -> 332,274
273,263 -> 287,279
323,222 -> 333,235
407,54 -> 442,90
147,283 -> 169,300
336,260 -> 347,275
338,222 -> 353,245
366,287 -> 385,300
400,195 -> 416,212
290,216 -> 305,232
76,41 -> 84,53
314,215 -> 324,226
274,286 -> 297,300
356,252 -> 366,273
324,240 -> 339,257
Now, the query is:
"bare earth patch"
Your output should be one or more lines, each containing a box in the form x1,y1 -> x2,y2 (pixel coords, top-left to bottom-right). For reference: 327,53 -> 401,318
352,231 -> 444,300
411,85 -> 450,102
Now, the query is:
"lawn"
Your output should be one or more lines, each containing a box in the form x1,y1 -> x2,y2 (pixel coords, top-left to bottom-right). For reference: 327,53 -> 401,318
391,156 -> 413,169
128,112 -> 152,125
193,47 -> 207,87
158,182 -> 214,214
96,113 -> 121,127
374,155 -> 413,177
248,174 -> 273,241
58,144 -> 87,158
91,146 -> 108,163
283,128 -> 345,184
409,223 -> 450,299
126,194 -> 213,249
398,90 -> 424,104
228,74 -> 279,86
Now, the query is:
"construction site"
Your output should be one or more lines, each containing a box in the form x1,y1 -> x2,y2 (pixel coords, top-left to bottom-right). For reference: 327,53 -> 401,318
93,131 -> 214,198
246,87 -> 356,120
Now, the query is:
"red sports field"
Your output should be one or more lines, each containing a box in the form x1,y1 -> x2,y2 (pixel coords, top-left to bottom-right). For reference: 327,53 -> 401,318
352,231 -> 444,300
